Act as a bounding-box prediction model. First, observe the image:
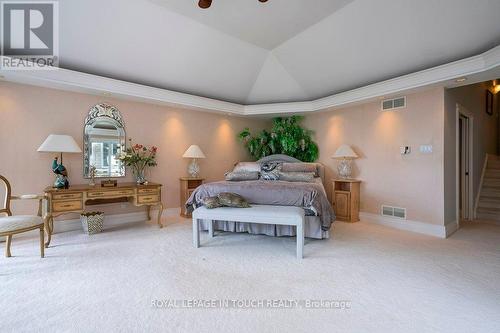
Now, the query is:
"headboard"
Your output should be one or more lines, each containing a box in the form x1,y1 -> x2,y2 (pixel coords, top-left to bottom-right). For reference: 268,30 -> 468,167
256,154 -> 326,186
257,154 -> 301,163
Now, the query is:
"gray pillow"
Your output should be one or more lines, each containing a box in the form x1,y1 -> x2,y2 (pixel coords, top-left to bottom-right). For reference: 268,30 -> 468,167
278,171 -> 315,182
281,163 -> 318,177
217,192 -> 251,208
225,171 -> 260,181
202,196 -> 222,209
233,162 -> 260,173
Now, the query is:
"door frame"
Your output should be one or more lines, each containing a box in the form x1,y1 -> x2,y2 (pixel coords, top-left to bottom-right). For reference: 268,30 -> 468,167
456,103 -> 474,225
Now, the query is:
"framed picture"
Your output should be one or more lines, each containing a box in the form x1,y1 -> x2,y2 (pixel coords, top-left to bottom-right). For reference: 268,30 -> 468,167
486,90 -> 494,115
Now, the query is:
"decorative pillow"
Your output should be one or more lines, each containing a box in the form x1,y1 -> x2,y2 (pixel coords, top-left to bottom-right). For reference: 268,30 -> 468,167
225,171 -> 260,181
260,169 -> 281,181
278,171 -> 315,182
260,162 -> 281,180
202,196 -> 222,209
260,161 -> 282,172
217,192 -> 251,208
233,162 -> 260,173
281,163 -> 318,177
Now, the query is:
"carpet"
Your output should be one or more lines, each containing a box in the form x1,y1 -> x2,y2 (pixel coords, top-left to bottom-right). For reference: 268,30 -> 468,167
1,218 -> 499,333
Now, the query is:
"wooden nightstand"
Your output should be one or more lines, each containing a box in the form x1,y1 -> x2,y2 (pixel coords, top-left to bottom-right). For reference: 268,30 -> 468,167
332,179 -> 361,223
180,177 -> 204,217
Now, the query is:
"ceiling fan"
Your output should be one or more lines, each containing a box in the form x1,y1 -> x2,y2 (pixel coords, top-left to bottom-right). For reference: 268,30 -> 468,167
199,0 -> 269,9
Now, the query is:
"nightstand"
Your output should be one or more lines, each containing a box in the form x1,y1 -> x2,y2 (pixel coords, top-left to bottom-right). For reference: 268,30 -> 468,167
332,179 -> 361,223
180,177 -> 204,217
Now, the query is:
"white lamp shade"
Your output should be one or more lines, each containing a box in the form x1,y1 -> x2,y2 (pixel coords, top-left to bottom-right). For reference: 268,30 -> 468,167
37,134 -> 82,153
182,145 -> 206,159
332,144 -> 358,159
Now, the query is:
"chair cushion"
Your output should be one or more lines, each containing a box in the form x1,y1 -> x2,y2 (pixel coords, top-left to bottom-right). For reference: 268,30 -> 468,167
0,215 -> 43,233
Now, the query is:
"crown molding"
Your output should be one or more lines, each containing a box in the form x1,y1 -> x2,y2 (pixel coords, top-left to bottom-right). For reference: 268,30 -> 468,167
0,61 -> 245,115
1,45 -> 499,116
245,45 -> 500,115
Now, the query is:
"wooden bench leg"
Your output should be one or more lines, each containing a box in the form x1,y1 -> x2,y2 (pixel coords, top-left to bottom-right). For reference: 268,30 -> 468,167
193,217 -> 200,248
208,219 -> 214,238
296,219 -> 304,259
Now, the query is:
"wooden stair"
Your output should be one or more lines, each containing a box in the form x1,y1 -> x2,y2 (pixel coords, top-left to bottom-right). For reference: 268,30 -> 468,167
477,155 -> 500,221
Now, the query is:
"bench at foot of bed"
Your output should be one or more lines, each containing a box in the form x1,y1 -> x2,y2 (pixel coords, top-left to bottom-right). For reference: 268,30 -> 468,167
192,205 -> 305,259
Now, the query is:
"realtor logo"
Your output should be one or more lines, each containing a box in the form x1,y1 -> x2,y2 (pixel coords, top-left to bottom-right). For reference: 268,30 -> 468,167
1,1 -> 59,69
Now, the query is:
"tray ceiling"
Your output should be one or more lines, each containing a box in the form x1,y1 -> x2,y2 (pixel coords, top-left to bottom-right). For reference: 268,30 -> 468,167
151,0 -> 354,50
49,0 -> 500,104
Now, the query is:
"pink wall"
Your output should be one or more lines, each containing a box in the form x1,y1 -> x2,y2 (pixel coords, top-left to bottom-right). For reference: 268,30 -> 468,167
1,81 -> 454,227
0,82 -> 268,217
303,88 -> 446,225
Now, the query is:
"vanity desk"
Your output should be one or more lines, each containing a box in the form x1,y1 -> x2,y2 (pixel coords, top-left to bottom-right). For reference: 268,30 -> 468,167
43,182 -> 163,247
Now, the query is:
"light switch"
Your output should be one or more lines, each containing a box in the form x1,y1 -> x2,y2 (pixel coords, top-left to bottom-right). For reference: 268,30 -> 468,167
400,146 -> 411,155
420,145 -> 433,154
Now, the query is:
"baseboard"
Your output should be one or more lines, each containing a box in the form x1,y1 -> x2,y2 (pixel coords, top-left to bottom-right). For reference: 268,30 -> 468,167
4,208 -> 456,240
359,212 -> 452,238
53,207 -> 181,234
445,220 -> 459,237
0,208 -> 181,242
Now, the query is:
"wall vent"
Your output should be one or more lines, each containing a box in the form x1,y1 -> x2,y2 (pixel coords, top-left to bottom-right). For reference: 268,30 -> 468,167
381,96 -> 406,110
381,205 -> 407,219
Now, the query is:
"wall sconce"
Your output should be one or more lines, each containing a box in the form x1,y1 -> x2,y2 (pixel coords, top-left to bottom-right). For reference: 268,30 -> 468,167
493,82 -> 500,94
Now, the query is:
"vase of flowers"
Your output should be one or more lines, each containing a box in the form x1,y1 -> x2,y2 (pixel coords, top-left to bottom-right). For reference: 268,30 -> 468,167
118,139 -> 158,184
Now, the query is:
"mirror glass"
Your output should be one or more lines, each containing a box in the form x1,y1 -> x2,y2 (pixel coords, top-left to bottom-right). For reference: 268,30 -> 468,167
83,103 -> 126,178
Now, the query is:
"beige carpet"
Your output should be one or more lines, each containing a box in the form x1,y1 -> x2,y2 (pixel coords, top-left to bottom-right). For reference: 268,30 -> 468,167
1,218 -> 499,333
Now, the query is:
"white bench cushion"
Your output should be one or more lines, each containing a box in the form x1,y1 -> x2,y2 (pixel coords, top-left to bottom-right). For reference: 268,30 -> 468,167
193,205 -> 304,226
193,205 -> 305,258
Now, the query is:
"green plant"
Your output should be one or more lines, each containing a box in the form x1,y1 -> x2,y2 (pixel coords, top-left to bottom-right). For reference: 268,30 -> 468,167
238,116 -> 319,162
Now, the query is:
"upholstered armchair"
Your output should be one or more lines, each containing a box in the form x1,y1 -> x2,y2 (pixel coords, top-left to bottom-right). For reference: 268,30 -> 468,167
0,175 -> 46,258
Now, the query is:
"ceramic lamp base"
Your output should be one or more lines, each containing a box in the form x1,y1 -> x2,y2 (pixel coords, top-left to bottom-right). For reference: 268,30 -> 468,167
337,159 -> 352,179
188,159 -> 200,178
54,174 -> 69,189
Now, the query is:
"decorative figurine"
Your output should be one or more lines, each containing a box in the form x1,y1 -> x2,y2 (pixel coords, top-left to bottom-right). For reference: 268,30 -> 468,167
52,156 -> 69,189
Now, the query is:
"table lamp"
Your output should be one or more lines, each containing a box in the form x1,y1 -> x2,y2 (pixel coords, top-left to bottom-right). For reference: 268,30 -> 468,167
37,134 -> 82,188
182,145 -> 206,178
332,144 -> 358,179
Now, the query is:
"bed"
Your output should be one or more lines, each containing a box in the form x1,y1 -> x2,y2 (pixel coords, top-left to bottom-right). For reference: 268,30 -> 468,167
185,155 -> 335,239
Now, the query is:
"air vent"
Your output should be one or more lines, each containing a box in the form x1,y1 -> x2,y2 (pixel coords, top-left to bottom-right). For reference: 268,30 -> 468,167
381,205 -> 407,219
381,96 -> 406,110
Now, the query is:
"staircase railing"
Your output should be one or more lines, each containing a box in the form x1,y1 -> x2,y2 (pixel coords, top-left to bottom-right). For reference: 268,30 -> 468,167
474,154 -> 490,219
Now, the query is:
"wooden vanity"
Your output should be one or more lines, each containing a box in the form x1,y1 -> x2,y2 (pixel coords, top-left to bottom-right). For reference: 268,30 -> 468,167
43,182 -> 163,247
